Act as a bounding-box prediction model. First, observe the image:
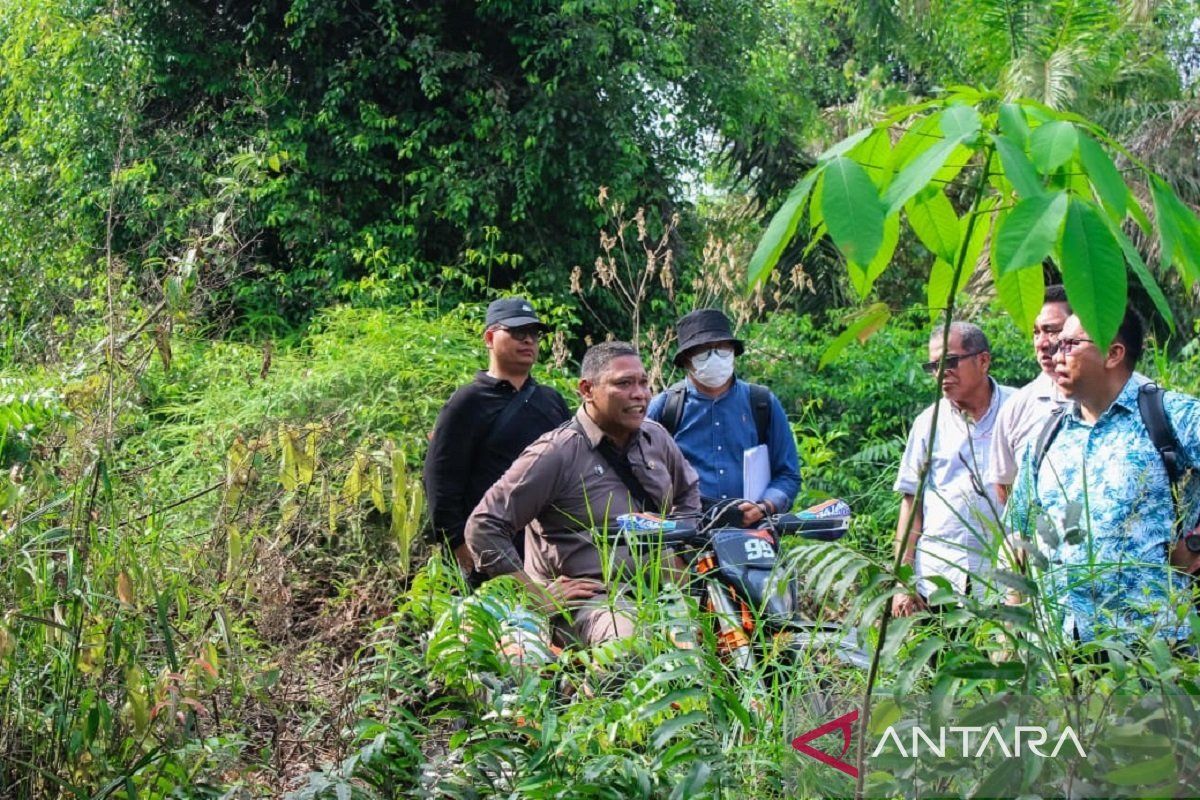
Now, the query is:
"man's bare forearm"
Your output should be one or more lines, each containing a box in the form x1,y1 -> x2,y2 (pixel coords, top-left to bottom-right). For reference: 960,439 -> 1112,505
894,494 -> 922,565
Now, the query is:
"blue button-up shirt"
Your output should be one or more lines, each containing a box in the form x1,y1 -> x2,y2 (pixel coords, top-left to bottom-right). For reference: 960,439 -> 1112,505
646,377 -> 800,512
1008,376 -> 1200,643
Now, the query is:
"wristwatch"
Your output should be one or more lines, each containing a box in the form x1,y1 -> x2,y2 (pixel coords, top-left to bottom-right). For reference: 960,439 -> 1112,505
1186,528 -> 1200,554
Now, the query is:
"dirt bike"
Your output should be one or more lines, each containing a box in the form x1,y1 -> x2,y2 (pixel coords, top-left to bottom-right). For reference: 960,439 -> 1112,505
615,498 -> 870,673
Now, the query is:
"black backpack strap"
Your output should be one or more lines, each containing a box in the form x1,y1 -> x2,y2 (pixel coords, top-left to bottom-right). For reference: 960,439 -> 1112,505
1032,405 -> 1069,480
662,379 -> 772,445
479,378 -> 539,454
748,383 -> 773,445
1138,382 -> 1184,485
659,380 -> 689,436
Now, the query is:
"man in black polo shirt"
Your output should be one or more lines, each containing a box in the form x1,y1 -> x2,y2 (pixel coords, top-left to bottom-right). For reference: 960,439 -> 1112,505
424,297 -> 571,579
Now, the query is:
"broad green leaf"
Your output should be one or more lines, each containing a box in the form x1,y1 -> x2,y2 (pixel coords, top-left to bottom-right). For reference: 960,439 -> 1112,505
892,112 -> 944,170
998,103 -> 1030,147
809,173 -> 825,231
822,157 -> 885,265
906,189 -> 960,262
927,258 -> 969,321
848,213 -> 899,299
933,143 -> 973,186
994,264 -> 1044,335
1077,134 -> 1127,220
1128,193 -> 1153,235
1065,165 -> 1092,200
1104,754 -> 1177,787
1029,121 -> 1078,174
803,223 -> 827,258
868,699 -> 904,735
819,303 -> 891,369
994,192 -> 1068,276
882,98 -> 940,125
1022,98 -> 1095,129
817,126 -> 877,165
849,128 -> 895,189
747,168 -> 820,287
1103,214 -> 1175,333
992,134 -> 1044,198
962,195 -> 999,275
1150,176 -> 1200,289
1061,198 -> 1127,351
946,660 -> 1025,680
883,138 -> 958,214
939,104 -> 981,142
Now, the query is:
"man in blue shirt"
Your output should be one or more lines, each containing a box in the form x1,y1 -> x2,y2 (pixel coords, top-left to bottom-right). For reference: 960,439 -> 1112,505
646,308 -> 800,526
1008,308 -> 1200,643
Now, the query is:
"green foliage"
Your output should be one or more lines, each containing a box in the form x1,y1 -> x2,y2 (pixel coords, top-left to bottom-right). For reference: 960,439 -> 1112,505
0,376 -> 70,464
752,91 -> 1200,351
0,0 -> 144,357
53,0 -> 808,326
0,306 -> 576,796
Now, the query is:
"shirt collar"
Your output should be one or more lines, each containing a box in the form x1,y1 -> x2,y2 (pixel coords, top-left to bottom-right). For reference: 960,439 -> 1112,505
574,406 -> 648,451
1031,371 -> 1062,401
1066,373 -> 1141,423
475,370 -> 535,391
948,376 -> 1003,423
684,375 -> 740,400
1104,374 -> 1144,416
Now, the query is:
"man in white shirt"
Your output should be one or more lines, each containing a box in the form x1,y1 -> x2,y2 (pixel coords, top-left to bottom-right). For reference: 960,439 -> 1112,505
986,285 -> 1070,505
893,322 -> 1014,616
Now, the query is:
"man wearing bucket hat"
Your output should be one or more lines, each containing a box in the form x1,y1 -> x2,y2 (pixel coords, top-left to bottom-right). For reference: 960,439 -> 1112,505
424,297 -> 571,580
647,308 -> 800,527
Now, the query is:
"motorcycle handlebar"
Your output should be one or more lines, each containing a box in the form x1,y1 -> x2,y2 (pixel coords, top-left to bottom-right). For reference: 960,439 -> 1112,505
771,512 -> 849,541
612,508 -> 849,546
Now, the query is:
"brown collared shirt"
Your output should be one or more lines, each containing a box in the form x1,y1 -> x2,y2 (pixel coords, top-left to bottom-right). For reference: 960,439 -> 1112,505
466,408 -> 701,582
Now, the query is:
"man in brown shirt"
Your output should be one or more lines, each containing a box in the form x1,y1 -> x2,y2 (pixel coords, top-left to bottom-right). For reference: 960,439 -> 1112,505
466,341 -> 701,645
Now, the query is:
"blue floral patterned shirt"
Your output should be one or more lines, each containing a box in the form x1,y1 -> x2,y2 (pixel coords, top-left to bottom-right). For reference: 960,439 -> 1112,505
1008,376 -> 1200,643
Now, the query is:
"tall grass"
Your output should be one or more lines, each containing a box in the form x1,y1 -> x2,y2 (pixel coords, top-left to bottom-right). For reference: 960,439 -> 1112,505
3,304 -> 1199,797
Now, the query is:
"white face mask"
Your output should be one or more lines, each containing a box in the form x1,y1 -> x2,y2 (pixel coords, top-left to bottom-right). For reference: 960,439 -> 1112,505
689,348 -> 735,388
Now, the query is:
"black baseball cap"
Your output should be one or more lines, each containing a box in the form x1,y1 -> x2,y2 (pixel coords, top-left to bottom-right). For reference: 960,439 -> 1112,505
485,297 -> 550,330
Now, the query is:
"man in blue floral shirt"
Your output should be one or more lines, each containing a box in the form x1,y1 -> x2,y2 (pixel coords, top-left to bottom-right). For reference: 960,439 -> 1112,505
1009,308 -> 1200,644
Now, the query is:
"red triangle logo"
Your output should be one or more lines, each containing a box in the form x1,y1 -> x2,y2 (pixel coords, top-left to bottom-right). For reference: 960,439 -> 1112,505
791,708 -> 859,778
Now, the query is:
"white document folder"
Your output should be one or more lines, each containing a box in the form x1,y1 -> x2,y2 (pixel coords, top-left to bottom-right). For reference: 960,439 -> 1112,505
742,444 -> 770,502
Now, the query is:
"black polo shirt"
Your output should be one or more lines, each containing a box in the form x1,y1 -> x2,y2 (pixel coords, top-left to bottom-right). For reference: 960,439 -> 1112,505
423,371 -> 571,550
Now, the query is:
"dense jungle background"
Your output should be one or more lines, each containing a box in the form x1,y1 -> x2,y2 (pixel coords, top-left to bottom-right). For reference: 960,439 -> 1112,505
2,0 -> 1200,797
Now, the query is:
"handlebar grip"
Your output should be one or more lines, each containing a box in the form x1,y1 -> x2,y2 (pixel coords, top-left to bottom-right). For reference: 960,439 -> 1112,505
772,512 -> 849,541
613,514 -> 703,546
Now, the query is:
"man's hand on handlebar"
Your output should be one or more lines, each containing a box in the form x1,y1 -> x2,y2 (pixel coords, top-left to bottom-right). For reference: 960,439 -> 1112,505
738,500 -> 769,528
892,591 -> 926,617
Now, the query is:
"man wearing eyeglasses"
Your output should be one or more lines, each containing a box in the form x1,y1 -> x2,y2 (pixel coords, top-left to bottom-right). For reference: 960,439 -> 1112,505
424,297 -> 571,580
986,285 -> 1072,505
1008,309 -> 1200,644
646,308 -> 800,527
893,322 -> 1014,617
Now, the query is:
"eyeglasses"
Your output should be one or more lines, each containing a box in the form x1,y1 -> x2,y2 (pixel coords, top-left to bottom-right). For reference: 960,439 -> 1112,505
1052,337 -> 1093,356
500,326 -> 543,343
921,351 -> 983,375
690,345 -> 734,365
